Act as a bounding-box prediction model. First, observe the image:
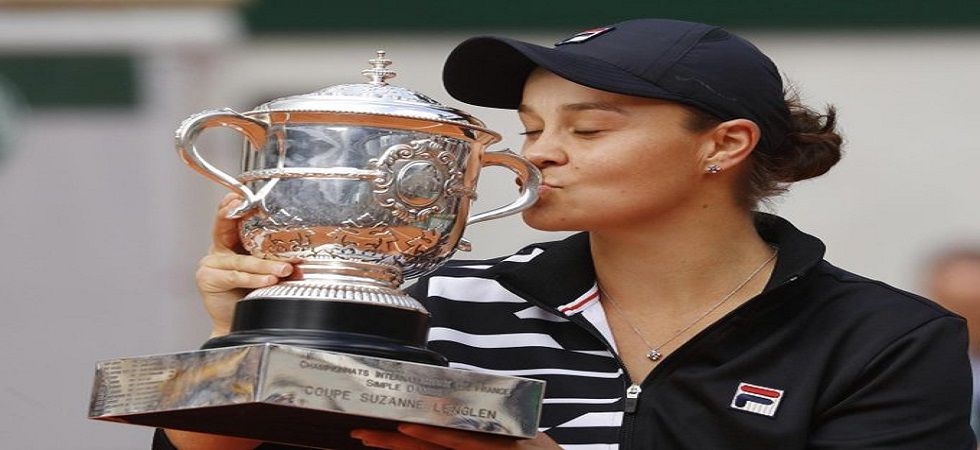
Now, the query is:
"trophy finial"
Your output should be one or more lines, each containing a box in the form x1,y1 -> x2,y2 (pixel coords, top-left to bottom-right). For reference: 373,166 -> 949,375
362,50 -> 397,85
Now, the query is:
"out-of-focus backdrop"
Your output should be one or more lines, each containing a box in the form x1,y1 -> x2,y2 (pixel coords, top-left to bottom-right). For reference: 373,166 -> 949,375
0,1 -> 978,448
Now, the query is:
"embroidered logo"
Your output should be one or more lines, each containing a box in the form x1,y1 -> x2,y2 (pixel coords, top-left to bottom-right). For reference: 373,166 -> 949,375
730,382 -> 784,417
555,26 -> 615,46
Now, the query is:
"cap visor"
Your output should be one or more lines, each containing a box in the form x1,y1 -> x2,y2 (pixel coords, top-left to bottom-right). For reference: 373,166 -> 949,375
443,36 -> 685,109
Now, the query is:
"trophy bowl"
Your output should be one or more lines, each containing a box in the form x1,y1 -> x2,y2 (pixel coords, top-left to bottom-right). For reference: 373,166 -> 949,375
174,51 -> 540,365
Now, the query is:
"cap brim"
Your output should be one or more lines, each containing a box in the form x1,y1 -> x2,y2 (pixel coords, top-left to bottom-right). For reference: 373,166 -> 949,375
442,36 -> 687,110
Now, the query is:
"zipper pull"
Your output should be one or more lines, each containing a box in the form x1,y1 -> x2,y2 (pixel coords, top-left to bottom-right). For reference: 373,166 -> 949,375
624,383 -> 642,413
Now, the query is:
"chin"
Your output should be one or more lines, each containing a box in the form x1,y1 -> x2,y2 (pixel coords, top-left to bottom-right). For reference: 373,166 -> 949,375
521,209 -> 583,232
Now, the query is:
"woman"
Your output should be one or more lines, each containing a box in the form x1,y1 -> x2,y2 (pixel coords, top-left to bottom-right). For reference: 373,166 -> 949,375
162,18 -> 974,449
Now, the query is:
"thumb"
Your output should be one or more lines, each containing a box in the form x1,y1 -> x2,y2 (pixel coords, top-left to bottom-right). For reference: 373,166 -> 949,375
211,193 -> 245,253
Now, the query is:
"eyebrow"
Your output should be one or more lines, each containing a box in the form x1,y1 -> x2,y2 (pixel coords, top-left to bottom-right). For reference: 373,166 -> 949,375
518,102 -> 628,115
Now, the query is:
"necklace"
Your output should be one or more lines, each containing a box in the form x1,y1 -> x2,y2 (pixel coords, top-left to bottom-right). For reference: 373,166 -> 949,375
598,247 -> 778,362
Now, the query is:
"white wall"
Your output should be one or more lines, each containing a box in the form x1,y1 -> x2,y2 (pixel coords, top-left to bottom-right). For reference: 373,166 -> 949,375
0,7 -> 248,450
758,31 -> 980,287
0,10 -> 977,448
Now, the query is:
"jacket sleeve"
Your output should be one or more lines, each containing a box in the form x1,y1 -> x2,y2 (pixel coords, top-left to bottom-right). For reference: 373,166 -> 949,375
404,276 -> 432,308
808,315 -> 976,449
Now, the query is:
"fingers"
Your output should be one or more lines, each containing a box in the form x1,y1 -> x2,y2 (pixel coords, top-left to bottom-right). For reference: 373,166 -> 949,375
350,429 -> 448,450
201,253 -> 293,277
196,254 -> 292,294
217,192 -> 242,210
211,193 -> 246,253
196,266 -> 278,294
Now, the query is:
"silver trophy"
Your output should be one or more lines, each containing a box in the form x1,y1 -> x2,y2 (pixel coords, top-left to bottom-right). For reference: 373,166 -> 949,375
88,51 -> 545,449
173,50 -> 540,363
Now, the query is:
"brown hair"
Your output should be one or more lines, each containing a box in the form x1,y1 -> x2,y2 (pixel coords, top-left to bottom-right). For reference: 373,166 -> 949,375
684,88 -> 844,209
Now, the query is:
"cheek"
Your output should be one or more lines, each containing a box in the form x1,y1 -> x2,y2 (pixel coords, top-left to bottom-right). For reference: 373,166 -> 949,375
604,140 -> 704,204
641,135 -> 704,177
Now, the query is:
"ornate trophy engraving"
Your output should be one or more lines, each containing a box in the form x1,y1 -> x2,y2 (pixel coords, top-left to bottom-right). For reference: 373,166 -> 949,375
88,52 -> 544,449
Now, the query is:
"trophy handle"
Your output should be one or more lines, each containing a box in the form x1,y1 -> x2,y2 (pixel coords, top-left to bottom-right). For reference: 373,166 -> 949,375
466,149 -> 541,226
175,109 -> 269,218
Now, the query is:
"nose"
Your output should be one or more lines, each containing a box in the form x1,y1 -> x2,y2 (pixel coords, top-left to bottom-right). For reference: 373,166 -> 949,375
521,132 -> 567,169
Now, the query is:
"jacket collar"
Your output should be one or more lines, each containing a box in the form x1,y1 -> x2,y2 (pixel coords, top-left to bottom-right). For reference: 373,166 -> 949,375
494,213 -> 826,311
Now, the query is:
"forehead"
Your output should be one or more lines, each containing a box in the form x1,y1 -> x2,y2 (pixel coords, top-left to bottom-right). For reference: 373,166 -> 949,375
519,69 -> 680,116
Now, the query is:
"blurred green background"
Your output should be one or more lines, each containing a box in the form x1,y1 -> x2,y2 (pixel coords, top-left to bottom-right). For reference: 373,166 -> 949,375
3,0 -> 978,108
243,0 -> 980,32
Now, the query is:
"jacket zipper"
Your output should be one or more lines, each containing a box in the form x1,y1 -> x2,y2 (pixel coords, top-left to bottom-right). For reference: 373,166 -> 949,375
495,281 -> 644,445
621,383 -> 641,449
545,307 -> 642,449
624,383 -> 642,413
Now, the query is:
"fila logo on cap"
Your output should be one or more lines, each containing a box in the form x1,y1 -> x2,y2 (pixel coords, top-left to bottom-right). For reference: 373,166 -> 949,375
730,382 -> 784,417
555,26 -> 615,46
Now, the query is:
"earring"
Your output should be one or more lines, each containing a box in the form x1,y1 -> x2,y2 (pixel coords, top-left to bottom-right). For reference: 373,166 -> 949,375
706,164 -> 722,174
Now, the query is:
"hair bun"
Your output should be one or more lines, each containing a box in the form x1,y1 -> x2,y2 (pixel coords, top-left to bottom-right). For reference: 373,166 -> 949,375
771,102 -> 843,183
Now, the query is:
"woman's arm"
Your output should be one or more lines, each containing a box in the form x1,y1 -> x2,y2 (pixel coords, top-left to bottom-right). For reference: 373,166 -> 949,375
808,315 -> 975,449
159,429 -> 262,450
195,194 -> 293,336
157,194 -> 293,449
351,424 -> 562,450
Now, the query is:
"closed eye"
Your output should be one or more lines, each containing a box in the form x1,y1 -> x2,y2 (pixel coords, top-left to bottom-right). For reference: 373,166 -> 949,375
518,130 -> 542,136
573,129 -> 603,136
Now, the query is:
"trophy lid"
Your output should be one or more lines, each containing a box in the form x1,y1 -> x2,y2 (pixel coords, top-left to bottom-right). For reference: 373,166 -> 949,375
251,51 -> 493,133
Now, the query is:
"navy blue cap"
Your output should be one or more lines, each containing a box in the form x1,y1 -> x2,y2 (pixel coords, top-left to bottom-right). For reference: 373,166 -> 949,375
442,18 -> 790,152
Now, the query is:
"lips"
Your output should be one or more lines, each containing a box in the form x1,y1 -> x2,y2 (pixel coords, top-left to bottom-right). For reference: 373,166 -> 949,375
532,182 -> 561,197
515,174 -> 560,191
516,178 -> 559,189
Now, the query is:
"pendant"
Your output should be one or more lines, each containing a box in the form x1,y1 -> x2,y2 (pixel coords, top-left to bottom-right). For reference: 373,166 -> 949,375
646,349 -> 663,361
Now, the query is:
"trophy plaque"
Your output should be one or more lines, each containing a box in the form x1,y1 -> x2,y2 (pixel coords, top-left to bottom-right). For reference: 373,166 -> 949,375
89,51 -> 544,449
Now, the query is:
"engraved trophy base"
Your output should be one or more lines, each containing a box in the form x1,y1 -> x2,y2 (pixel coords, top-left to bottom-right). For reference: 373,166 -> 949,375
203,298 -> 448,366
89,344 -> 545,449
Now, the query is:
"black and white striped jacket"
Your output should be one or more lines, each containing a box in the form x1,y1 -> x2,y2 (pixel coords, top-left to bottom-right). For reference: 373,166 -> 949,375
410,214 -> 976,449
154,215 -> 975,449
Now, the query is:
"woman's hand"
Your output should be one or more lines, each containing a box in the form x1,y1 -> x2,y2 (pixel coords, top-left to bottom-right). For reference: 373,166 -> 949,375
162,429 -> 262,450
350,424 -> 562,450
196,193 -> 294,336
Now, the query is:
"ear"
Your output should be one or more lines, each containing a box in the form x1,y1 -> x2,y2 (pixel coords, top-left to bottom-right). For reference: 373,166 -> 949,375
701,119 -> 761,172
